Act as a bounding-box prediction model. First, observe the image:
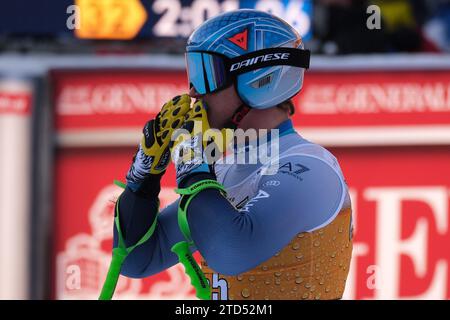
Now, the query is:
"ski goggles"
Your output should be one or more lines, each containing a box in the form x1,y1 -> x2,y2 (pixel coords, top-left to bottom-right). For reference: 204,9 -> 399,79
185,47 -> 311,95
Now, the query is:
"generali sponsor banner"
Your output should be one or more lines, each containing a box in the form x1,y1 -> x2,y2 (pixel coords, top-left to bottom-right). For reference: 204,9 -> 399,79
52,70 -> 450,130
52,69 -> 450,300
333,146 -> 450,299
0,79 -> 33,299
51,70 -> 187,130
53,146 -> 450,299
294,71 -> 450,127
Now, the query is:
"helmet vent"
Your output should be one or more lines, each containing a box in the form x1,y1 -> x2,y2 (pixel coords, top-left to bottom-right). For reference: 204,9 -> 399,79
252,73 -> 273,88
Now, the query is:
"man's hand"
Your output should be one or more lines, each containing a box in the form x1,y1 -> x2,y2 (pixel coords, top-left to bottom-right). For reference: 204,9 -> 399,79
170,99 -> 233,186
126,94 -> 191,193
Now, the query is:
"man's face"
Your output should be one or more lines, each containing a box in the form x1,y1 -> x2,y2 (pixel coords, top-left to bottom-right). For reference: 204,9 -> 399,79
189,84 -> 243,129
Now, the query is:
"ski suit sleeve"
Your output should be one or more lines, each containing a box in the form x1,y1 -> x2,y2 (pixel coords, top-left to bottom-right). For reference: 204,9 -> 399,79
117,154 -> 345,277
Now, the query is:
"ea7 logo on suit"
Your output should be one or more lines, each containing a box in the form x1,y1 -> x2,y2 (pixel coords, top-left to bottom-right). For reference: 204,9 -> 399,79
279,162 -> 310,181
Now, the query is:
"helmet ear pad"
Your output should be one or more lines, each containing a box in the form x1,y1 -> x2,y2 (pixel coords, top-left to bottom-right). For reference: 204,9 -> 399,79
235,65 -> 305,109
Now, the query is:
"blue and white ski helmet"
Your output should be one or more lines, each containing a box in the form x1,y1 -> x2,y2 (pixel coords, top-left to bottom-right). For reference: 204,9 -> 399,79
185,9 -> 310,109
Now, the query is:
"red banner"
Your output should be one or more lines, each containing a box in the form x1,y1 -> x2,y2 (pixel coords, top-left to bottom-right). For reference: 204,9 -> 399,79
52,146 -> 450,299
51,70 -> 188,130
332,146 -> 450,299
51,69 -> 450,300
294,71 -> 450,127
52,70 -> 450,130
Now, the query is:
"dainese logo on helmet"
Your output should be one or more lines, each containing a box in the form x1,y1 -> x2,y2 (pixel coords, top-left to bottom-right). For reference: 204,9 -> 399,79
230,53 -> 290,72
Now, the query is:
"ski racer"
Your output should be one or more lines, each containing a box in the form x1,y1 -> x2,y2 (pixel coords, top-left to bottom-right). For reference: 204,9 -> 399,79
106,9 -> 353,300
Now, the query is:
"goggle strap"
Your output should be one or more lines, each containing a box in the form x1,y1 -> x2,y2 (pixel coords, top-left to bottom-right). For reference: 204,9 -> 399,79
227,47 -> 310,76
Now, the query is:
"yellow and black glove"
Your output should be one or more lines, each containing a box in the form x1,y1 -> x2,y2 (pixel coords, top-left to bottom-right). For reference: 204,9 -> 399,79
126,94 -> 191,193
170,99 -> 233,186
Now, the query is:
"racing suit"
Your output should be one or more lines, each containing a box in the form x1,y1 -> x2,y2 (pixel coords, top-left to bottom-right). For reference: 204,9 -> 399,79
114,119 -> 353,300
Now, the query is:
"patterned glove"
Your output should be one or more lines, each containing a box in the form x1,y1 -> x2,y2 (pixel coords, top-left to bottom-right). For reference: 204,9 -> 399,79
170,99 -> 233,186
126,94 -> 191,193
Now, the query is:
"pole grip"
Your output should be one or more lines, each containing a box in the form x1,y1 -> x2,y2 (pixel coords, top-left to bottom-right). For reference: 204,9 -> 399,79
171,241 -> 211,300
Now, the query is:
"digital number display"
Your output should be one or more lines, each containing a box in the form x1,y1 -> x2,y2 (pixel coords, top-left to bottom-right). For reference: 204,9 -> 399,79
72,0 -> 313,40
0,0 -> 312,41
152,0 -> 239,38
148,0 -> 312,40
